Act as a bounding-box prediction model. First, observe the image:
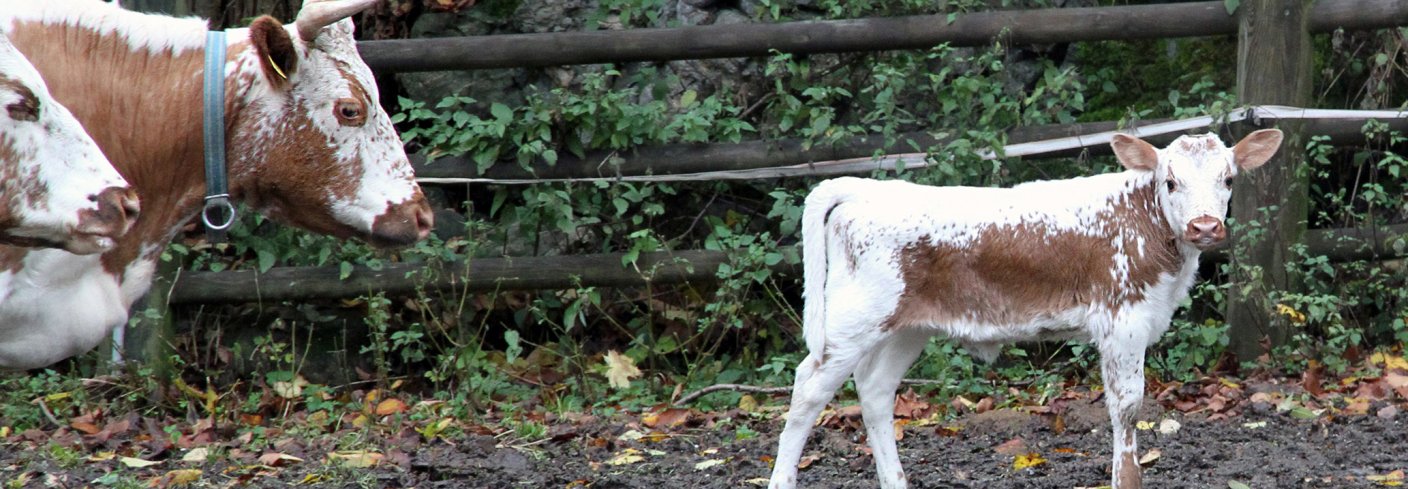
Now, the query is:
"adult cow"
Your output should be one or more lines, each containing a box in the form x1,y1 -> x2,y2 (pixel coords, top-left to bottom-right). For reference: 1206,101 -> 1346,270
0,0 -> 433,369
0,32 -> 137,254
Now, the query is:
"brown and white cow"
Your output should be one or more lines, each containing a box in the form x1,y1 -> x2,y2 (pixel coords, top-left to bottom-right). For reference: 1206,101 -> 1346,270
0,32 -> 137,254
0,0 -> 432,369
768,130 -> 1283,489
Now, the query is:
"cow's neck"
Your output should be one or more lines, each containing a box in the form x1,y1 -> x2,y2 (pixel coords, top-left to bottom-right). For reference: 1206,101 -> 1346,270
6,19 -> 258,282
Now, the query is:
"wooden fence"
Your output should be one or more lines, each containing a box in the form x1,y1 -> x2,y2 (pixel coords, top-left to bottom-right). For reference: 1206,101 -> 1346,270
131,0 -> 1408,363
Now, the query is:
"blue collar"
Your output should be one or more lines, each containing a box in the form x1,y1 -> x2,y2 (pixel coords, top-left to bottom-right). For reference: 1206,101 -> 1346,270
202,30 -> 236,242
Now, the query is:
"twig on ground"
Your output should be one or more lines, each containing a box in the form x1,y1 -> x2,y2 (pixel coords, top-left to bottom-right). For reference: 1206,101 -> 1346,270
674,384 -> 791,407
36,398 -> 62,428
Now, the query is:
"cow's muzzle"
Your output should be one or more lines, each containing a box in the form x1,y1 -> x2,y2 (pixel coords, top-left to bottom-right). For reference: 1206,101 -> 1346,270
369,192 -> 433,248
69,186 -> 141,254
1184,215 -> 1226,249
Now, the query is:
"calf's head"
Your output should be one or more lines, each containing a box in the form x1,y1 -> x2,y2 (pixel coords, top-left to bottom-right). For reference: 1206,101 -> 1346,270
1111,129 -> 1282,250
231,0 -> 430,248
0,34 -> 137,254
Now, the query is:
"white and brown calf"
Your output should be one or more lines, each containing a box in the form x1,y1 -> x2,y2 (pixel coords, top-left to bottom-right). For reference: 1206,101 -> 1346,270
0,0 -> 431,369
768,130 -> 1283,489
0,33 -> 136,254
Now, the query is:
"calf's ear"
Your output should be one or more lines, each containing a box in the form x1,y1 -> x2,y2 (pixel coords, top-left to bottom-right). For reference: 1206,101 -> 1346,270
249,16 -> 299,89
1232,129 -> 1283,171
1110,134 -> 1159,171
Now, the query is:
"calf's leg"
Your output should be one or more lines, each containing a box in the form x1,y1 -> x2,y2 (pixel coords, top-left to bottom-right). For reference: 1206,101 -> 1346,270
1098,329 -> 1149,489
770,333 -> 881,489
853,330 -> 929,489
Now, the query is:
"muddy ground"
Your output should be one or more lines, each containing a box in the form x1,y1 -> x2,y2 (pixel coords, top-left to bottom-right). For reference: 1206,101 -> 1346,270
4,394 -> 1405,489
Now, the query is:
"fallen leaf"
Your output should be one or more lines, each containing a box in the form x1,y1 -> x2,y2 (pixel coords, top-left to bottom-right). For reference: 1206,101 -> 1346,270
1243,421 -> 1268,429
1371,353 -> 1408,372
300,474 -> 328,485
1138,448 -> 1161,466
1157,419 -> 1181,435
1302,364 -> 1326,398
1228,481 -> 1252,489
1367,469 -> 1405,486
797,453 -> 820,470
327,451 -> 383,468
272,375 -> 309,399
1135,420 -> 1155,431
607,448 -> 644,466
1378,405 -> 1399,419
180,448 -> 209,463
88,451 -> 117,462
694,458 -> 726,470
642,408 -> 692,430
743,478 -> 771,486
257,452 -> 304,467
1288,407 -> 1321,420
603,350 -> 642,389
994,438 -> 1027,456
71,421 -> 101,435
120,456 -> 161,468
374,398 -> 408,416
738,395 -> 758,412
149,469 -> 201,488
1012,452 -> 1046,470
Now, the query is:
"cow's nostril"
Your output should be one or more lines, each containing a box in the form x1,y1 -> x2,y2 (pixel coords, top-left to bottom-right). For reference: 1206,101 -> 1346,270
88,194 -> 99,202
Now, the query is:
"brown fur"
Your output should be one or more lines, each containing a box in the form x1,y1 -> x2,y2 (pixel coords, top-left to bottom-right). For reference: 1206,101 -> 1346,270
0,75 -> 38,122
882,182 -> 1182,330
6,17 -> 368,276
249,16 -> 297,89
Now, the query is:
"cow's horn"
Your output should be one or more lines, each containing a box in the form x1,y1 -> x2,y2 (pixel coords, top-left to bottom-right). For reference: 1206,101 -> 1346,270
295,0 -> 377,43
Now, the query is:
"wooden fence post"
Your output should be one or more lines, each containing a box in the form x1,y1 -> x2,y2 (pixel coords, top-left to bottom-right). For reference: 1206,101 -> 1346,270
1227,0 -> 1313,362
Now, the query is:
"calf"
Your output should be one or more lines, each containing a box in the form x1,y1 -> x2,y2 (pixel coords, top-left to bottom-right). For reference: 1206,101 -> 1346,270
0,32 -> 136,254
768,130 -> 1283,489
0,0 -> 431,369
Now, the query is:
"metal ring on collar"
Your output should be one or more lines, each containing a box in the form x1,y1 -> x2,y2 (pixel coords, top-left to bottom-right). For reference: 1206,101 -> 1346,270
202,194 -> 237,231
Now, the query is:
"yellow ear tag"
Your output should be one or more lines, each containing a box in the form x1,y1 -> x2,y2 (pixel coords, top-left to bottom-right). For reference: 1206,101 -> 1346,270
267,55 -> 288,80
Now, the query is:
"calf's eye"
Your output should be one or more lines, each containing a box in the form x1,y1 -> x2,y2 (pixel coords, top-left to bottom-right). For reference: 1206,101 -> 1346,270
1224,177 -> 1234,187
1165,180 -> 1177,193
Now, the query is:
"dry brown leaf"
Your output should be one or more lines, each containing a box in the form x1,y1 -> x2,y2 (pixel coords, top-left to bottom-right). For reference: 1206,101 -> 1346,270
148,469 -> 201,488
257,452 -> 304,467
374,398 -> 408,416
1138,448 -> 1161,466
642,408 -> 692,430
797,453 -> 820,470
994,437 -> 1027,456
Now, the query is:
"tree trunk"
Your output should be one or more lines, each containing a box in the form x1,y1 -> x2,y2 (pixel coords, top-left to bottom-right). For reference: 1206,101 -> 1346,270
1227,0 -> 1313,363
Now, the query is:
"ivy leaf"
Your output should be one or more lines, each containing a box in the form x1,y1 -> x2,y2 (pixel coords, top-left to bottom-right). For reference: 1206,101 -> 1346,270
1224,0 -> 1240,15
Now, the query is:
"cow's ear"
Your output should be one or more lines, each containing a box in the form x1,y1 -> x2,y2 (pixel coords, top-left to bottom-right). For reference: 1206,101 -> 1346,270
1110,133 -> 1159,171
1232,129 -> 1283,171
249,16 -> 298,89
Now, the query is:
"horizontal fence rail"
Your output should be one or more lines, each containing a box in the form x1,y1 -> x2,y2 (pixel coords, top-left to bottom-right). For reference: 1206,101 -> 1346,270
168,224 -> 1408,304
358,0 -> 1408,73
413,107 -> 1408,184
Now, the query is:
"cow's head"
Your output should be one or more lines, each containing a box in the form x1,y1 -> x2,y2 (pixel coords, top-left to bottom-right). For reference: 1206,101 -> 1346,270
1111,129 -> 1282,250
0,34 -> 138,255
229,0 -> 430,248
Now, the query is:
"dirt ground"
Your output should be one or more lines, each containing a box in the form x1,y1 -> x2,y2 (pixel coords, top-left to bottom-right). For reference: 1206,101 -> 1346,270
5,395 -> 1405,489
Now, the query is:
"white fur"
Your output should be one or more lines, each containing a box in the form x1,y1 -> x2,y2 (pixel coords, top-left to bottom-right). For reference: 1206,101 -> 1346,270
769,132 -> 1278,489
0,33 -> 129,251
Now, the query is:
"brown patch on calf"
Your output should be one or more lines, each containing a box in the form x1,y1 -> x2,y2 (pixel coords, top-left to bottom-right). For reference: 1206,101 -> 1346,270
1117,431 -> 1142,488
0,75 -> 39,122
882,182 -> 1182,330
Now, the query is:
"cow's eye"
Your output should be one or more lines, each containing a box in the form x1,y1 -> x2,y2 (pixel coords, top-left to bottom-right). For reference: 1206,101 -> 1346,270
1224,177 -> 1234,187
333,98 -> 366,127
1165,180 -> 1176,193
6,100 -> 38,122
